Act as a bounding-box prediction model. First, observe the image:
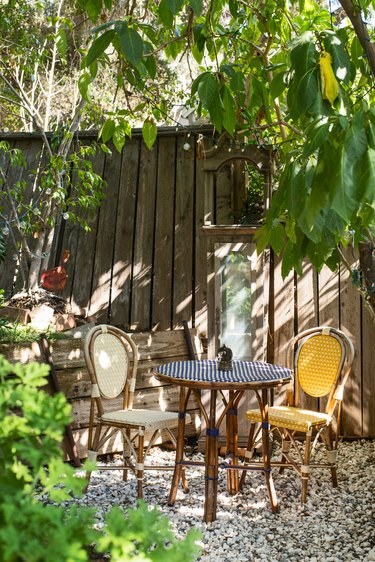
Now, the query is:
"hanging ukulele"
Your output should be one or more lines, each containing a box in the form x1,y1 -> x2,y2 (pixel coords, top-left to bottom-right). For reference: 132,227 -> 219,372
40,250 -> 70,292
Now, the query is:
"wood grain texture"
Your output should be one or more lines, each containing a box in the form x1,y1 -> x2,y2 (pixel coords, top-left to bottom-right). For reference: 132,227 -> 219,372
152,136 -> 176,330
340,248 -> 362,436
173,137 -> 195,327
89,146 -> 123,322
130,141 -> 158,330
110,139 -> 140,328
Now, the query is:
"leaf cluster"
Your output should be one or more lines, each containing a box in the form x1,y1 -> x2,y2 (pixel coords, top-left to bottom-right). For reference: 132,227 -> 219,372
0,354 -> 202,562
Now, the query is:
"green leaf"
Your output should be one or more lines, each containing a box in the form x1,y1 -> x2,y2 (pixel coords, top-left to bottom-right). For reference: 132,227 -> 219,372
165,0 -> 184,15
344,110 -> 368,160
78,72 -> 92,101
270,71 -> 287,100
302,121 -> 331,159
290,34 -> 317,79
143,54 -> 157,79
330,145 -> 357,223
281,239 -> 301,278
321,30 -> 351,84
142,119 -> 157,149
270,221 -> 285,256
82,0 -> 104,22
116,23 -> 144,69
255,223 -> 271,254
98,119 -> 116,143
86,29 -> 115,66
228,0 -> 239,17
56,28 -> 67,60
222,86 -> 236,135
159,0 -> 173,27
353,147 -> 375,204
189,0 -> 203,15
196,72 -> 220,111
287,69 -> 319,119
112,125 -> 126,152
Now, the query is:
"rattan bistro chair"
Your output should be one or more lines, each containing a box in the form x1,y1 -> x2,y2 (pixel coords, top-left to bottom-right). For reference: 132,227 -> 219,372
243,326 -> 355,502
84,325 -> 189,498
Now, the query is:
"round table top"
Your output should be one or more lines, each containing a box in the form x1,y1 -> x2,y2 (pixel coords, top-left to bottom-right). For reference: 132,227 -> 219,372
154,359 -> 292,390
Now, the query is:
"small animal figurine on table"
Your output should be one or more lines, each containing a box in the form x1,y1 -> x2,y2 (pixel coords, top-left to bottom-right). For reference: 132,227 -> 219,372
217,344 -> 233,371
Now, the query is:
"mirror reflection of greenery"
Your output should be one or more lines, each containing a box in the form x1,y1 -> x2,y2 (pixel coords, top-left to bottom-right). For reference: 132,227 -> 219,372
222,253 -> 252,324
239,164 -> 264,225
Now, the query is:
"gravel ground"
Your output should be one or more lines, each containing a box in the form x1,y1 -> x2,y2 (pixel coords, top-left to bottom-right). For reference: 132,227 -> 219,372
76,439 -> 375,562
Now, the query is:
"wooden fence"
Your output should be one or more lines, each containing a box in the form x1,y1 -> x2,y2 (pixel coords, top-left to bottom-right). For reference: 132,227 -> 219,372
0,128 -> 374,438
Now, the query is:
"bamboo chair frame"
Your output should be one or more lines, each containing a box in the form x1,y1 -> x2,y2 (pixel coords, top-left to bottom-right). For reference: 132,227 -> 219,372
84,324 -> 189,498
241,326 -> 355,502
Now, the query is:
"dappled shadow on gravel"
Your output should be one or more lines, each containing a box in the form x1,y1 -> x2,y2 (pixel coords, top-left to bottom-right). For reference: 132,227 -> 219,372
72,440 -> 375,562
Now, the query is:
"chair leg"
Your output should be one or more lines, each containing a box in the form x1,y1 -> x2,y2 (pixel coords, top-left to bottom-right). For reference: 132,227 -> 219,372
279,430 -> 290,475
324,426 -> 338,488
122,428 -> 132,482
137,430 -> 145,499
85,424 -> 102,491
239,422 -> 256,489
301,431 -> 312,503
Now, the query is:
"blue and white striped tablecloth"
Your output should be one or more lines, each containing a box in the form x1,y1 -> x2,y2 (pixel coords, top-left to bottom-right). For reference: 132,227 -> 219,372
155,360 -> 291,384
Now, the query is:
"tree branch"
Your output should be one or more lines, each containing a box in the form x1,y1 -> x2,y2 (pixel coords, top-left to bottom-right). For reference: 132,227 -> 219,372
339,0 -> 375,76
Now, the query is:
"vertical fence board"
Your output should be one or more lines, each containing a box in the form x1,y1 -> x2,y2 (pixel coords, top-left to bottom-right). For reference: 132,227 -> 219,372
340,250 -> 362,436
296,263 -> 319,410
272,255 -> 294,406
318,266 -> 340,326
297,262 -> 319,332
317,266 -> 340,412
362,303 -> 375,436
2,138 -> 43,294
0,138 -> 16,294
272,256 -> 295,365
130,141 -> 158,330
173,137 -> 195,327
152,136 -> 176,330
194,150 -> 207,334
110,139 -> 140,328
66,150 -> 106,316
88,147 -> 122,322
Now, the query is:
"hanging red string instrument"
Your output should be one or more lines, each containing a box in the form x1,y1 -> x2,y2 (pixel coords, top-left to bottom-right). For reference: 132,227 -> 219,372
40,250 -> 70,292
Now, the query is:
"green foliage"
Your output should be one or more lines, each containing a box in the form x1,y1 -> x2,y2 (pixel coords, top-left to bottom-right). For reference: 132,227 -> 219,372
99,502 -> 201,561
0,355 -> 201,561
0,139 -> 106,262
3,0 -> 375,299
0,320 -> 66,344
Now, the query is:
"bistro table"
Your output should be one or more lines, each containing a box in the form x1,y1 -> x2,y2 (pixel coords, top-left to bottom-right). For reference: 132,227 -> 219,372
154,359 -> 292,523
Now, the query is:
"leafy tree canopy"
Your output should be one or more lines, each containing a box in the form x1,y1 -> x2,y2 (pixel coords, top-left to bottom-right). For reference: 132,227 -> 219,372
1,0 -> 374,312
79,0 -> 375,313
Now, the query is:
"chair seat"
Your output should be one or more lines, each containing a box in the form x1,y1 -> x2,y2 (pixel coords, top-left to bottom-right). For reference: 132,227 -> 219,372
246,406 -> 332,432
101,409 -> 190,430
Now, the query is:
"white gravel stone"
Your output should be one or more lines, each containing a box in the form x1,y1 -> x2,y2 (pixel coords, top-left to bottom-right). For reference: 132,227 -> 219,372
70,440 -> 375,561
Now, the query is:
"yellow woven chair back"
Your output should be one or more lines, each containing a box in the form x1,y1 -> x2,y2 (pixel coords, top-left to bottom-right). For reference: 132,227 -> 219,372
92,332 -> 129,399
296,334 -> 344,398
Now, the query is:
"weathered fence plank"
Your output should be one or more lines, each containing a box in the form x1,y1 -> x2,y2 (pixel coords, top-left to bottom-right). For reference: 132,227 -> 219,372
89,147 -> 123,322
340,249 -> 363,437
110,138 -> 141,328
173,136 -> 195,327
152,136 -> 176,330
131,141 -> 158,330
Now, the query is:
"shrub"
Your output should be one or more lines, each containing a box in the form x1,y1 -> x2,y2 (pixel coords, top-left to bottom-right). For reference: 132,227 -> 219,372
0,356 -> 201,561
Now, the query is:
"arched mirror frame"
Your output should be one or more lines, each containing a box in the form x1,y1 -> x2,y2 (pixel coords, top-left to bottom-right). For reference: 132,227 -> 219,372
199,135 -> 274,360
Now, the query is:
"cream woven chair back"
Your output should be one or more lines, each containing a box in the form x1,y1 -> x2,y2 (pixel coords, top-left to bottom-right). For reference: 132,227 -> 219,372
84,325 -> 138,405
92,332 -> 128,398
295,332 -> 345,398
